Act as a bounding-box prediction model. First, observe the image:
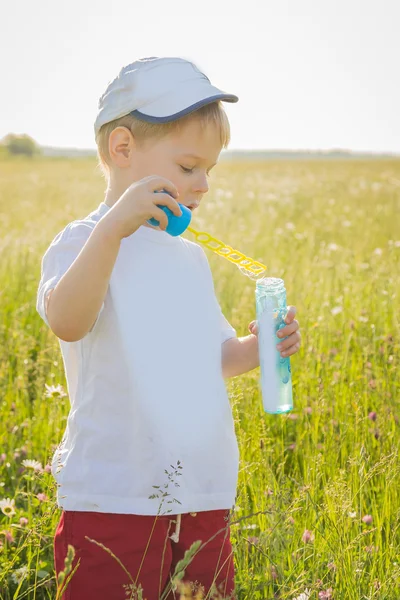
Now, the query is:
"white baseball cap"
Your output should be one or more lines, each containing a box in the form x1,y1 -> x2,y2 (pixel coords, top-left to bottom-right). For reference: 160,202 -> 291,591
94,56 -> 238,135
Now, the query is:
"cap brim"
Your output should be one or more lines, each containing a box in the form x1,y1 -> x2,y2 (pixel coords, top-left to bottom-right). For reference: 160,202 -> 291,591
130,82 -> 238,123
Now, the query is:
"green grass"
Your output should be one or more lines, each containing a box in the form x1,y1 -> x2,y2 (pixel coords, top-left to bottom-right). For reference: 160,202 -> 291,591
0,157 -> 399,599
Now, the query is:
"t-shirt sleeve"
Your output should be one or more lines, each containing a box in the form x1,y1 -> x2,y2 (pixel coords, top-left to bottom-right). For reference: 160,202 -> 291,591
36,221 -> 104,332
219,302 -> 237,344
193,243 -> 237,344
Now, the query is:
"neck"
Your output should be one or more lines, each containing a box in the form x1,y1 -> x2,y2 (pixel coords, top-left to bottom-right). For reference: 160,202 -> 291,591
104,174 -> 130,208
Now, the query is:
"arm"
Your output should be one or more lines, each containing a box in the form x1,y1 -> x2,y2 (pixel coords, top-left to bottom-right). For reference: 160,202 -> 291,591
46,220 -> 122,342
222,334 -> 259,379
45,176 -> 181,343
222,307 -> 301,379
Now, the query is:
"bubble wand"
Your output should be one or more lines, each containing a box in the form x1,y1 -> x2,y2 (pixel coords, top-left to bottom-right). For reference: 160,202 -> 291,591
148,200 -> 293,414
186,226 -> 267,279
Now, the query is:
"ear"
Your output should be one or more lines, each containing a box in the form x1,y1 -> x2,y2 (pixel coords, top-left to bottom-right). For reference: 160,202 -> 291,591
108,126 -> 136,168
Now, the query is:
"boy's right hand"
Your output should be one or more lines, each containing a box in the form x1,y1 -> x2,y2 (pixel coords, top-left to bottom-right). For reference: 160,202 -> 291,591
101,176 -> 182,240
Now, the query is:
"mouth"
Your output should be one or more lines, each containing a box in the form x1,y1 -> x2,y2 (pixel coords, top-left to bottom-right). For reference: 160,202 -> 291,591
187,203 -> 199,212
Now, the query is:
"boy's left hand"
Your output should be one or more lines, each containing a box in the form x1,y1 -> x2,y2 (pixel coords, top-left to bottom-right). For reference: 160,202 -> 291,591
248,306 -> 301,358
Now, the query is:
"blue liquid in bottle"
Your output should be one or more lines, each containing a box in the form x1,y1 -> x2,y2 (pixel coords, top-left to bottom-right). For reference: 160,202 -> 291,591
255,277 -> 293,414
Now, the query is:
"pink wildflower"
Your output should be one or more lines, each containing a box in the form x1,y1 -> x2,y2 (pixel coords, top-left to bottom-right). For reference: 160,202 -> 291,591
302,529 -> 314,543
362,514 -> 373,525
247,536 -> 259,544
4,530 -> 14,543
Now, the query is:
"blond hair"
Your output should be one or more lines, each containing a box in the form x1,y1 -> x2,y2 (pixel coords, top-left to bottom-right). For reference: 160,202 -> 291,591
95,102 -> 230,178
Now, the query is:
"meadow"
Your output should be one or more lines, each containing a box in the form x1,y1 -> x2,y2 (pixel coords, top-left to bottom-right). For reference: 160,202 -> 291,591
0,156 -> 399,599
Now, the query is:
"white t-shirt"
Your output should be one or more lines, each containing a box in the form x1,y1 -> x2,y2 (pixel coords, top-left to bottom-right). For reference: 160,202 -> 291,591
36,202 -> 239,515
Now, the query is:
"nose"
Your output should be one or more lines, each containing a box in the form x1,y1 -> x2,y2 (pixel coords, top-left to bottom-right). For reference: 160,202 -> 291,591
193,173 -> 209,195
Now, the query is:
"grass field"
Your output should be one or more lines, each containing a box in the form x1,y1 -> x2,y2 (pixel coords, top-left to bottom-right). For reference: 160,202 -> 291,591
0,156 -> 399,599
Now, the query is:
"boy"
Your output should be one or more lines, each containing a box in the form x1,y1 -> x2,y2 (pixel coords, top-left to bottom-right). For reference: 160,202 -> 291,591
37,57 -> 301,599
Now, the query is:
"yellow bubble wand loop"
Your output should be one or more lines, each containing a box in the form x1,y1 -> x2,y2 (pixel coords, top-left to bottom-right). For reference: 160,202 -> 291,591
186,226 -> 267,280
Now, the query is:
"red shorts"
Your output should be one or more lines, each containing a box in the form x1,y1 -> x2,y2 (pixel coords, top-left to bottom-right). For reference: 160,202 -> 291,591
54,509 -> 235,599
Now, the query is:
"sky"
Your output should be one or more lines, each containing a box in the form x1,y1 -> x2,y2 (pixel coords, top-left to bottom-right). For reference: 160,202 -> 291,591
1,0 -> 399,153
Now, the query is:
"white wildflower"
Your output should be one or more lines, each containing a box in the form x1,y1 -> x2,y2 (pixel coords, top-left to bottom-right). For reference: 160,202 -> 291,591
0,497 -> 16,517
331,306 -> 343,316
45,383 -> 67,398
22,459 -> 43,472
11,565 -> 29,585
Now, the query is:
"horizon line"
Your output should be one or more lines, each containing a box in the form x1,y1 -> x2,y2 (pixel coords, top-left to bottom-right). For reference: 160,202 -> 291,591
39,144 -> 400,156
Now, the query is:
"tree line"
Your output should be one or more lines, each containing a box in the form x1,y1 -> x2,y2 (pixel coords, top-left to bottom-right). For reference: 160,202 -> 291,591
0,134 -> 41,157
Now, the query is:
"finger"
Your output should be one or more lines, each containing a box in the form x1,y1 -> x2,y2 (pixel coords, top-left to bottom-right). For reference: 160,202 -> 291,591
153,192 -> 182,217
149,178 -> 179,199
152,207 -> 169,231
277,319 -> 299,338
280,340 -> 301,357
277,331 -> 301,352
284,306 -> 297,324
248,321 -> 258,335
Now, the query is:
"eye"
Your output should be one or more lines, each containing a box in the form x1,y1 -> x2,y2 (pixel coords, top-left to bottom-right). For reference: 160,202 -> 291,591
180,165 -> 194,174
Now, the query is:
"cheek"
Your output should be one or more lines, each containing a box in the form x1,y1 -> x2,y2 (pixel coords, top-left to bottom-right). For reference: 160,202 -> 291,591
132,154 -> 190,197
130,158 -> 153,180
174,173 -> 191,196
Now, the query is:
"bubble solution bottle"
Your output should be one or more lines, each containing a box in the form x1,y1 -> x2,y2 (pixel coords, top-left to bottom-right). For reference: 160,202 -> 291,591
255,277 -> 293,414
